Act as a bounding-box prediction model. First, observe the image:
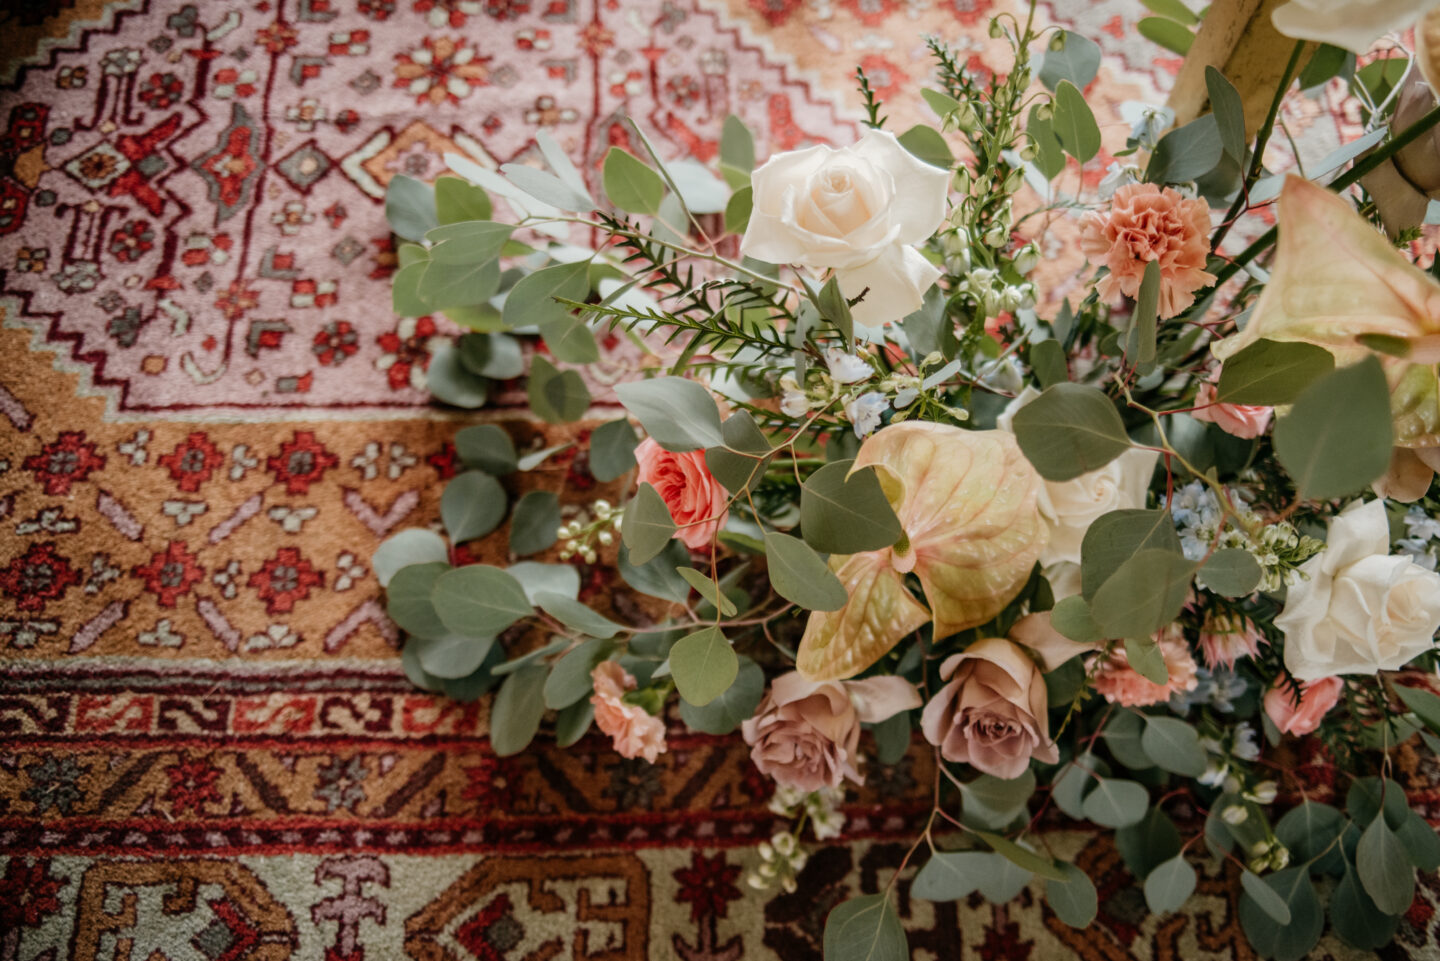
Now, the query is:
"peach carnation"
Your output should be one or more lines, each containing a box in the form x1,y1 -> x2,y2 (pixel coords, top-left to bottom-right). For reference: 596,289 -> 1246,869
634,438 -> 729,550
1193,380 -> 1273,439
1091,624 -> 1200,707
1198,612 -> 1267,670
590,661 -> 667,763
1080,183 -> 1216,319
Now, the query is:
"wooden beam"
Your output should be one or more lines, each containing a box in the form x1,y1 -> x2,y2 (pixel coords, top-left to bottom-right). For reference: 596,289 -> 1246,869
1167,0 -> 1314,137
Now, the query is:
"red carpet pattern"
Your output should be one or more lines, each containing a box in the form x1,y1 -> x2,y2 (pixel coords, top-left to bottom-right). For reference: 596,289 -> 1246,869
2,0 -> 1438,957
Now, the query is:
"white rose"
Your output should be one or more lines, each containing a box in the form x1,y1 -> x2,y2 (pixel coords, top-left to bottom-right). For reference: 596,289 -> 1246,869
1271,0 -> 1436,52
1278,499 -> 1440,680
740,129 -> 949,328
997,388 -> 1159,596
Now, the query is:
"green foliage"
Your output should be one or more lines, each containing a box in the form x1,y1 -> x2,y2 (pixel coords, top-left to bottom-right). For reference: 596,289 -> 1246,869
455,424 -> 518,475
1138,16 -> 1193,54
670,626 -> 738,707
432,565 -> 533,637
385,174 -> 437,242
489,662 -> 549,756
1273,356 -> 1393,500
1080,510 -> 1182,599
543,637 -> 613,709
603,147 -> 666,215
898,124 -> 953,169
373,529 -> 448,587
800,460 -> 903,553
676,568 -> 738,617
1052,80 -> 1101,163
1039,31 -> 1101,91
615,376 -> 725,452
1214,340 -> 1335,405
1141,716 -> 1207,777
959,770 -> 1035,830
509,490 -> 560,556
1205,67 -> 1246,163
1239,869 -> 1323,961
823,895 -> 908,961
386,562 -> 451,638
1356,814 -> 1414,914
1200,548 -> 1262,597
435,176 -> 492,223
1045,862 -> 1098,928
620,483 -> 677,564
590,419 -> 639,482
1081,777 -> 1149,828
705,411 -> 773,494
1144,855 -> 1197,914
1011,384 -> 1131,481
764,532 -> 848,611
410,632 -> 496,679
440,470 -> 506,543
527,356 -> 591,423
912,851 -> 990,901
679,655 -> 764,734
426,344 -> 490,409
1146,114 -> 1221,184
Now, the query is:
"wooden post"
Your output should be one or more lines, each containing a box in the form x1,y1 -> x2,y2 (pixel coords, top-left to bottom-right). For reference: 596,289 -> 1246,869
1167,0 -> 1314,137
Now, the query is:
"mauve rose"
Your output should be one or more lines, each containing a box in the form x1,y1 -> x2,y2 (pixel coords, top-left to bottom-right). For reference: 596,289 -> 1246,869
634,437 -> 729,550
920,637 -> 1059,780
591,661 -> 667,763
741,673 -> 919,792
1263,676 -> 1344,737
1193,380 -> 1273,439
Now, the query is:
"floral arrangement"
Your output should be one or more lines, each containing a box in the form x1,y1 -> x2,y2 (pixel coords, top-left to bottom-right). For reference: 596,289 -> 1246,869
374,3 -> 1440,957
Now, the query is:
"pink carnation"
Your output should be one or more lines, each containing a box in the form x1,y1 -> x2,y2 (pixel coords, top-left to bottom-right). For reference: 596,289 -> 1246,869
1080,183 -> 1216,319
1193,380 -> 1273,439
1091,625 -> 1200,707
1198,613 -> 1267,670
590,661 -> 667,763
1264,676 -> 1343,737
634,438 -> 729,550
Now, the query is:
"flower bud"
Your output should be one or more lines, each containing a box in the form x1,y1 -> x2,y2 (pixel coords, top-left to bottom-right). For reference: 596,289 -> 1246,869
989,18 -> 1004,38
597,530 -> 614,546
1013,242 -> 1040,275
1222,805 -> 1249,826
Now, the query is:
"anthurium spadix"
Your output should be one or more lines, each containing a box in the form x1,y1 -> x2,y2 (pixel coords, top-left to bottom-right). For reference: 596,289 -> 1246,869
796,423 -> 1048,682
1212,175 -> 1440,450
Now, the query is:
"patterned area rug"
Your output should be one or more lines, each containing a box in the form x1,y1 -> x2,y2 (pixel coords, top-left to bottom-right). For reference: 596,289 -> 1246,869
2,0 -> 1438,957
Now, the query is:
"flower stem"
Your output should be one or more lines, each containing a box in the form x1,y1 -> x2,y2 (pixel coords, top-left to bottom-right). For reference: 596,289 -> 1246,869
1207,100 -> 1440,293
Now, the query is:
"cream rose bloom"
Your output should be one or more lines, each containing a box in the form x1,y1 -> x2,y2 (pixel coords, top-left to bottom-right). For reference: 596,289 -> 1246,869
1278,499 -> 1440,680
1271,0 -> 1437,52
740,129 -> 949,327
998,388 -> 1158,597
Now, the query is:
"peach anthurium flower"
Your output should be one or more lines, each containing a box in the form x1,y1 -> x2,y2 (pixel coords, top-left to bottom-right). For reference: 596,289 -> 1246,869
796,423 -> 1047,682
1212,175 -> 1440,496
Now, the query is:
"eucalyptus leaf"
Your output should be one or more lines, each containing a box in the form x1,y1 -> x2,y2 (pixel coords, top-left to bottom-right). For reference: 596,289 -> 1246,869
960,770 -> 1036,830
489,662 -> 549,756
1011,383 -> 1131,481
679,655 -> 764,734
426,344 -> 490,409
764,532 -> 847,611
1144,855 -> 1197,914
458,332 -> 524,380
500,162 -> 594,212
1080,509 -> 1182,599
705,411 -> 772,494
590,418 -> 639,482
1142,715 -> 1208,777
1081,777 -> 1149,828
898,124 -> 953,169
440,470 -> 506,543
421,256 -> 501,310
620,483 -> 677,565
509,490 -> 560,556
1205,67 -> 1247,162
432,565 -> 533,637
1357,814 -> 1415,915
535,591 -> 624,640
556,698 -> 595,747
676,567 -> 738,617
800,460 -> 903,553
1214,339 -> 1334,405
615,376 -> 725,452
502,259 -> 591,331
1332,859 -> 1401,949
1274,355 -> 1393,501
1116,805 -> 1182,878
976,830 -> 1068,881
618,541 -> 691,602
456,424 -> 518,475
1200,548 -> 1262,597
603,147 -> 666,215
1146,113 -> 1221,184
823,895 -> 908,961
1039,31 -> 1102,91
670,626 -> 738,707
1091,549 -> 1196,639
413,631 -> 496,679
1239,869 -> 1322,961
527,356 -> 591,423
912,851 -> 990,901
1045,862 -> 1098,928
543,636 -> 613,709
386,561 -> 451,639
427,220 -> 513,264
1053,80 -> 1101,162
507,561 -> 581,604
385,174 -> 437,242
374,529 -> 449,587
1240,869 -> 1292,924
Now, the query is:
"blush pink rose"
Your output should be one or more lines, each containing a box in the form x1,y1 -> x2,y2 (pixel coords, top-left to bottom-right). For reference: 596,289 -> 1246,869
1091,625 -> 1200,707
1264,676 -> 1344,737
591,661 -> 667,763
634,438 -> 729,550
741,672 -> 919,792
1193,380 -> 1273,439
1080,183 -> 1216,319
920,637 -> 1059,780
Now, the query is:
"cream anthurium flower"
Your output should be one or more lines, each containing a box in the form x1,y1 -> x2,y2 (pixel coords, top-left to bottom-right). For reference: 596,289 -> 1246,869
1211,176 -> 1440,496
740,129 -> 949,328
1271,0 -> 1438,52
1277,499 -> 1440,679
796,423 -> 1047,682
